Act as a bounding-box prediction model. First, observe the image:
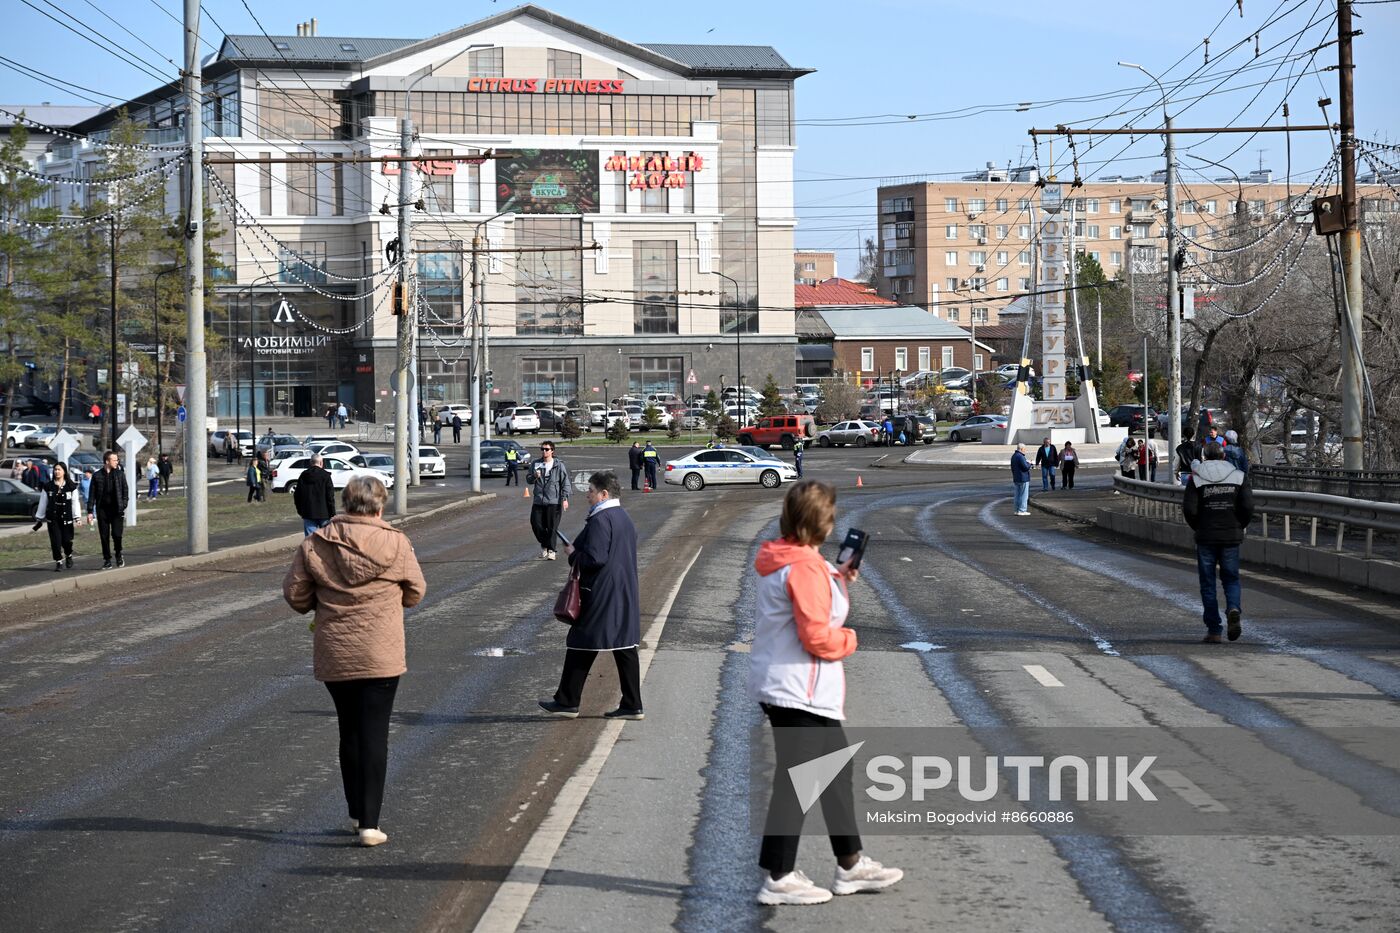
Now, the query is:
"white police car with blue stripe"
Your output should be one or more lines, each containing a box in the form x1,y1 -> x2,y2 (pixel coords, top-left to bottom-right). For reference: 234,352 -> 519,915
664,446 -> 798,491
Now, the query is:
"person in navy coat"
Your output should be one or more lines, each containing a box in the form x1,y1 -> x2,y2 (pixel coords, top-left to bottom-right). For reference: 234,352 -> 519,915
539,470 -> 644,720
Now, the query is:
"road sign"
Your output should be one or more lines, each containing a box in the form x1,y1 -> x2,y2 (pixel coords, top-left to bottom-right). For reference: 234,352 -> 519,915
47,429 -> 80,466
174,384 -> 187,403
702,384 -> 711,392
117,425 -> 148,528
176,406 -> 187,423
687,369 -> 697,385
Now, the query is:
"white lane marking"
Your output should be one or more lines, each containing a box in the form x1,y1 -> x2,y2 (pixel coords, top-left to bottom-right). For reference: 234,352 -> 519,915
900,556 -> 912,562
1023,664 -> 1064,687
1155,769 -> 1229,812
470,546 -> 703,933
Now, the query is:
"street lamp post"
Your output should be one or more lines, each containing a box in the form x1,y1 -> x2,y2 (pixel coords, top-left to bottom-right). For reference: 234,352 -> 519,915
1119,60 -> 1181,462
710,271 -> 744,426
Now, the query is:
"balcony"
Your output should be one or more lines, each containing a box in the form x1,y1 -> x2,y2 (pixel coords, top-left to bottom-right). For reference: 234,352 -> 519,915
883,264 -> 915,278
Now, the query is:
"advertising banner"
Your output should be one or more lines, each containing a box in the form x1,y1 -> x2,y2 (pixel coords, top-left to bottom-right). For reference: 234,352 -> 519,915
495,149 -> 600,214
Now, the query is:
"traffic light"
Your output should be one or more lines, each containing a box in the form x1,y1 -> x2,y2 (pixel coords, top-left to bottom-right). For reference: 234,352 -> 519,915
392,282 -> 406,315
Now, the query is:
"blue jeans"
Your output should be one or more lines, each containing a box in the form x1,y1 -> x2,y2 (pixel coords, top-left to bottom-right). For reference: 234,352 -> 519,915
303,518 -> 331,537
1013,481 -> 1030,513
1041,466 -> 1056,490
1196,543 -> 1241,631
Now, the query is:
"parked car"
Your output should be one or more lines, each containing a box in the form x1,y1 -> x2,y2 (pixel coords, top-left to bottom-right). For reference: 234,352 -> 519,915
736,413 -> 817,450
417,446 -> 446,478
494,406 -> 540,435
816,420 -> 882,448
256,432 -> 299,454
271,455 -> 389,494
0,476 -> 41,517
646,392 -> 682,407
586,402 -> 609,427
209,429 -> 254,458
68,450 -> 102,471
664,447 -> 798,491
937,394 -> 974,420
478,445 -> 510,477
914,415 -> 938,444
302,434 -> 342,446
1156,405 -> 1223,437
1106,405 -> 1158,435
0,395 -> 57,417
351,453 -> 396,476
534,407 -> 572,433
23,426 -> 66,449
268,447 -> 314,471
623,406 -> 645,429
436,403 -> 473,426
482,438 -> 532,466
4,422 -> 41,446
308,440 -> 361,460
946,414 -> 1009,442
1094,408 -> 1112,428
995,363 -> 1021,379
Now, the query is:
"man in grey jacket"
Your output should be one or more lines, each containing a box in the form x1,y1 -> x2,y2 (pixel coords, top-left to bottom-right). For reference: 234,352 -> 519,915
529,441 -> 572,560
1183,443 -> 1254,643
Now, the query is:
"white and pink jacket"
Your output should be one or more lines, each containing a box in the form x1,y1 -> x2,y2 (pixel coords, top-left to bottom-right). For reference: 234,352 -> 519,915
747,538 -> 857,720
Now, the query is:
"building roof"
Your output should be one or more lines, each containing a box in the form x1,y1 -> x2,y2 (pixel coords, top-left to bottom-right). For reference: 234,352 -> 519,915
218,35 -> 417,63
639,43 -> 795,71
813,306 -> 977,341
795,277 -> 897,308
0,104 -> 104,129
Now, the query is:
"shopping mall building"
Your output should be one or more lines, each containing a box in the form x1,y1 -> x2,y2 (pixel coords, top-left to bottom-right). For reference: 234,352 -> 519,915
38,4 -> 810,419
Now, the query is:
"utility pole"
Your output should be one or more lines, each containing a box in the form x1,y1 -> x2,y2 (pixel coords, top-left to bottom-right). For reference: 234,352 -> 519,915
468,235 -> 482,493
392,111 -> 413,515
1338,0 -> 1364,470
182,0 -> 208,553
1164,109 -> 1181,464
109,214 -> 118,452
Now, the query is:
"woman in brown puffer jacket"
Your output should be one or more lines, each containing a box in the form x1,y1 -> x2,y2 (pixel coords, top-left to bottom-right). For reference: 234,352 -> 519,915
283,475 -> 426,847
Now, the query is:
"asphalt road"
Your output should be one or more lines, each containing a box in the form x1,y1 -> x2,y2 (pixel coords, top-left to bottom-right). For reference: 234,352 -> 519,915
2,446 -> 1398,932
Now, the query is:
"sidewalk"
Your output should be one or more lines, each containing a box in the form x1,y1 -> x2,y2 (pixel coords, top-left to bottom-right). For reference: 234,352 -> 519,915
905,440 -> 1165,469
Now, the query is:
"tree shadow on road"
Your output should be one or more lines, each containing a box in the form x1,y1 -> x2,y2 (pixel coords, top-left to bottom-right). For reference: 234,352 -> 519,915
0,815 -> 344,847
284,861 -> 685,897
287,708 -> 550,727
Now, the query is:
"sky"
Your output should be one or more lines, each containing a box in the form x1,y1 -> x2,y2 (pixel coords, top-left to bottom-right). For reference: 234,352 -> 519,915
4,0 -> 1397,276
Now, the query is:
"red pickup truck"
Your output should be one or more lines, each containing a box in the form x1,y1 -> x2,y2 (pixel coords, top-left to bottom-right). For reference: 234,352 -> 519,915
736,414 -> 816,450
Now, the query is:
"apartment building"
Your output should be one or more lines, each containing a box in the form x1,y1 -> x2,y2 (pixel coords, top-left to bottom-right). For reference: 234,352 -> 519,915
794,250 -> 836,285
876,164 -> 1397,325
33,5 -> 810,420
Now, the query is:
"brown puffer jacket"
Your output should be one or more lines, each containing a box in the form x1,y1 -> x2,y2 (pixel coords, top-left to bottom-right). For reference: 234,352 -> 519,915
282,514 -> 427,682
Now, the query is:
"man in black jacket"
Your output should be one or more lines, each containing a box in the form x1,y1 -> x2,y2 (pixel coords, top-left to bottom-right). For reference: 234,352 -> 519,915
1183,443 -> 1254,643
87,450 -> 129,569
1033,438 -> 1060,491
293,453 -> 336,536
627,441 -> 643,491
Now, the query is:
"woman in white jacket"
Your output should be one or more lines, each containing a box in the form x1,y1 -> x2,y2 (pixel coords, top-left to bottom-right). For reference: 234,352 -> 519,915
748,480 -> 903,907
32,462 -> 83,572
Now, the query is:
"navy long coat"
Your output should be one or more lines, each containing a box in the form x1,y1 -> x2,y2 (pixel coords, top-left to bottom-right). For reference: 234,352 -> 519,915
566,502 -> 641,651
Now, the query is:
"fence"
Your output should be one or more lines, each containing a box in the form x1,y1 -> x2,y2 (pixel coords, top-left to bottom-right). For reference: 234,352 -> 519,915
1249,465 -> 1400,504
1113,474 -> 1400,561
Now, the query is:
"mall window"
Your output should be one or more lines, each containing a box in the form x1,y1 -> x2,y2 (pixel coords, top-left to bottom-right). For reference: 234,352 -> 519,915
641,151 -> 667,213
332,156 -> 345,216
629,356 -> 683,398
945,251 -> 958,266
945,224 -> 958,239
287,153 -> 316,216
634,240 -> 678,334
259,152 -> 272,214
469,47 -> 503,77
522,358 -> 578,406
547,48 -> 581,79
279,241 -> 327,285
261,87 -> 342,140
416,241 -> 463,333
860,347 -> 874,370
420,149 -> 454,213
518,219 -> 583,335
756,88 -> 791,145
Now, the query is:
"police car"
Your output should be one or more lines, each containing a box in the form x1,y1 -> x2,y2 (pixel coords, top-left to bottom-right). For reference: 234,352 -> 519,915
664,446 -> 799,491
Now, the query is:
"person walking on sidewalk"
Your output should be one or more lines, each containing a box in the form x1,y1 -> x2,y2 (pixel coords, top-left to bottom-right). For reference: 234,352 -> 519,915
1223,430 -> 1250,474
749,480 -> 903,906
642,441 -> 659,490
1175,427 -> 1200,486
88,450 -> 127,569
451,413 -> 462,445
1010,443 -> 1031,515
1034,437 -> 1060,491
1120,438 -> 1139,478
432,413 -> 443,446
32,462 -> 82,572
294,454 -> 336,536
1060,441 -> 1078,489
224,431 -> 238,464
283,475 -> 426,848
336,402 -> 348,429
1183,443 -> 1254,644
504,446 -> 520,486
627,441 -> 643,491
158,454 -> 173,495
528,442 -> 571,560
145,456 -> 160,499
793,437 -> 805,478
539,471 -> 643,721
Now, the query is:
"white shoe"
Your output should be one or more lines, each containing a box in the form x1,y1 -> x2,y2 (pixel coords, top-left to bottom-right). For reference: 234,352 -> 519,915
1015,510 -> 1031,516
358,828 -> 388,847
547,550 -> 557,560
539,549 -> 549,560
757,869 -> 833,906
349,819 -> 359,834
831,855 -> 903,895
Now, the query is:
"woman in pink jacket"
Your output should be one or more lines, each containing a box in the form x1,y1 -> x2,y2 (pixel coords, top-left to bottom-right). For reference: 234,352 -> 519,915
748,480 -> 903,906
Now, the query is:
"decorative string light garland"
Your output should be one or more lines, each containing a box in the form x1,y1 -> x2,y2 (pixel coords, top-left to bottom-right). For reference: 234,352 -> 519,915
1170,156 -> 1338,256
0,106 -> 186,153
1186,218 -> 1311,288
229,219 -> 391,301
9,197 -> 153,231
5,155 -> 187,188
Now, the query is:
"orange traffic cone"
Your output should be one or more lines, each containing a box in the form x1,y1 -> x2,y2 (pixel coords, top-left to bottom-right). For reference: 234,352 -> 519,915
523,487 -> 531,498
856,475 -> 864,487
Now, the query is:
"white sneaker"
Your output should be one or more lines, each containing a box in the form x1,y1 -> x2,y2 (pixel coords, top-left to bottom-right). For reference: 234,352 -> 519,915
358,828 -> 388,847
831,855 -> 903,895
539,549 -> 549,560
1015,510 -> 1031,516
547,550 -> 557,560
756,870 -> 833,906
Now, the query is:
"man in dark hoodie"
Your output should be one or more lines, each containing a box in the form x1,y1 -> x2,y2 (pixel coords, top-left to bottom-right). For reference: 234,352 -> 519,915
1183,443 -> 1254,643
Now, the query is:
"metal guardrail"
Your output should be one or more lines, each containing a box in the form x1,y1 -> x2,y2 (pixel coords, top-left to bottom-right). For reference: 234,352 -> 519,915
1112,474 -> 1400,560
1250,465 -> 1400,504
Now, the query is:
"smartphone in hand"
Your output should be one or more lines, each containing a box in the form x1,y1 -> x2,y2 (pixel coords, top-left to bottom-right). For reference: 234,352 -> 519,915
836,528 -> 869,569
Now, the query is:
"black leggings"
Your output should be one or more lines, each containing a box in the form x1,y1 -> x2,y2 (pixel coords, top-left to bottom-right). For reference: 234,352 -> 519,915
759,703 -> 862,875
325,677 -> 400,830
530,503 -> 562,550
47,521 -> 74,561
95,510 -> 123,561
1061,463 -> 1077,489
554,647 -> 641,710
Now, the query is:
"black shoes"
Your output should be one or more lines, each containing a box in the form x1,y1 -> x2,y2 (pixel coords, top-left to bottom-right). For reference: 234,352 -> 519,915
115,556 -> 125,568
1202,632 -> 1223,644
65,555 -> 73,569
538,699 -> 580,718
102,560 -> 112,570
54,561 -> 62,573
1226,609 -> 1242,641
603,707 -> 645,721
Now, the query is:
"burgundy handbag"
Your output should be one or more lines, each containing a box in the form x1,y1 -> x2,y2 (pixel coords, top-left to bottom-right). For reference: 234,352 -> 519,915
553,567 -> 582,625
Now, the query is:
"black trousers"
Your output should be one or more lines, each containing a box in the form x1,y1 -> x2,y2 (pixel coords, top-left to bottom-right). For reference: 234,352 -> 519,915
530,503 -> 562,550
1061,463 -> 1076,489
630,466 -> 641,491
759,703 -> 862,875
644,463 -> 657,489
505,464 -> 519,486
95,509 -> 123,561
452,427 -> 461,443
325,676 -> 400,830
554,647 -> 641,711
47,521 -> 74,561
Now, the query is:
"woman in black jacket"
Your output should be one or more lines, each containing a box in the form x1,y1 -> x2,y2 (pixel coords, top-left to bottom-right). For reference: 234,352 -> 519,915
32,462 -> 83,571
538,471 -> 643,720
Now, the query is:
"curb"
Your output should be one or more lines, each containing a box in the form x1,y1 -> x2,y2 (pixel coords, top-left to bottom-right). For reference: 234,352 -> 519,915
1029,496 -> 1103,524
0,493 -> 496,609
